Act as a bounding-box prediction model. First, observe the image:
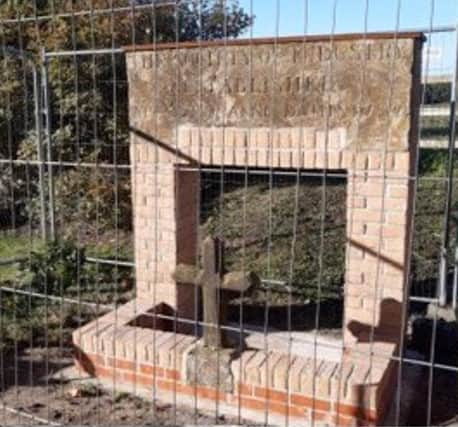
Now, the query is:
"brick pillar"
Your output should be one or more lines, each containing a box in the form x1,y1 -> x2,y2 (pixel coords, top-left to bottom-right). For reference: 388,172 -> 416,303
132,162 -> 176,302
344,151 -> 413,346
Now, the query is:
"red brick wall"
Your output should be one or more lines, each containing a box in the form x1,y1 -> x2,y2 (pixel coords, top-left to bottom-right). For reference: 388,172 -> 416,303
131,126 -> 414,350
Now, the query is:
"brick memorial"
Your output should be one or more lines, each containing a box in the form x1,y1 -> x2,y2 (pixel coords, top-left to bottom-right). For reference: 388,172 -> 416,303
73,33 -> 423,426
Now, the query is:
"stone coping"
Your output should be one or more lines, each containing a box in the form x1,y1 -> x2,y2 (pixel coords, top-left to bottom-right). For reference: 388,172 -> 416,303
73,299 -> 398,425
123,32 -> 425,53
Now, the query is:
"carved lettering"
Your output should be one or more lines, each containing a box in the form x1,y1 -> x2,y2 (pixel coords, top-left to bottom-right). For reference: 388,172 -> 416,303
132,36 -> 416,151
165,40 -> 405,70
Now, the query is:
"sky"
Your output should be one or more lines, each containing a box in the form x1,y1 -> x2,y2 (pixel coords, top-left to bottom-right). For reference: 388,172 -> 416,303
237,0 -> 458,76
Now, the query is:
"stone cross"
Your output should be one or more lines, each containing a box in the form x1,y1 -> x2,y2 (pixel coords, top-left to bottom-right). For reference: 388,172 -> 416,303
173,236 -> 259,349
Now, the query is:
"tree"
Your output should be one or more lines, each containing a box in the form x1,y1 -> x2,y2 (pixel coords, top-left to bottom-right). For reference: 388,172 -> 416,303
0,0 -> 252,236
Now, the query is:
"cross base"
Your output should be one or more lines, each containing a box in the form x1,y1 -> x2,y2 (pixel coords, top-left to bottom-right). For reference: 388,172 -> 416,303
185,343 -> 238,393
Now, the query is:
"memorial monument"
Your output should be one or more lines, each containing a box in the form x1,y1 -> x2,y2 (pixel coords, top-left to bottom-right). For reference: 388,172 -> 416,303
74,32 -> 423,426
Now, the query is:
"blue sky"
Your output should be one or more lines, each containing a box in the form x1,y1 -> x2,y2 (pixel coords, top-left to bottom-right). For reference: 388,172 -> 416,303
237,0 -> 458,75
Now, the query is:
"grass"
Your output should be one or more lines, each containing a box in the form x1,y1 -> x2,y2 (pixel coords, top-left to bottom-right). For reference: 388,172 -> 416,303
201,172 -> 346,303
0,231 -> 134,349
0,229 -> 134,283
0,234 -> 40,282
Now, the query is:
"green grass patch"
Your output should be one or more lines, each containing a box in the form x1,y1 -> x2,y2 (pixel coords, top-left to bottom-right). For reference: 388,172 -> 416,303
0,234 -> 40,282
84,234 -> 134,261
201,171 -> 346,302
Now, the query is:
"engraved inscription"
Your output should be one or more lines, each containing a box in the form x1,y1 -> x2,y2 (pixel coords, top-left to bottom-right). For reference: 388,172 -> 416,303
140,42 -> 404,69
127,37 -> 420,150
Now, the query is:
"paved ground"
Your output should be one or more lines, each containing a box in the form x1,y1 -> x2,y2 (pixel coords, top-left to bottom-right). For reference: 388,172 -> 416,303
237,325 -> 342,363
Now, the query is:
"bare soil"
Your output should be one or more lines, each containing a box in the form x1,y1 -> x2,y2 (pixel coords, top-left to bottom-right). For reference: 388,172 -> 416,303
0,347 -> 257,426
1,344 -> 456,426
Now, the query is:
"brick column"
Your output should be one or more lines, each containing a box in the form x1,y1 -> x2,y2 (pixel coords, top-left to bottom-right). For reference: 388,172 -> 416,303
132,161 -> 176,301
344,151 -> 413,346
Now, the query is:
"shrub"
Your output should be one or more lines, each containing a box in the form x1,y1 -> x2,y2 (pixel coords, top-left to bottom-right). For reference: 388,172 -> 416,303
423,82 -> 451,105
18,239 -> 85,296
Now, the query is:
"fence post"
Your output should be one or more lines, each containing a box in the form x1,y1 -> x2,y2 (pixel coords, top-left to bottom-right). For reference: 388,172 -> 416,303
452,210 -> 458,310
33,66 -> 47,241
41,48 -> 55,240
438,26 -> 458,307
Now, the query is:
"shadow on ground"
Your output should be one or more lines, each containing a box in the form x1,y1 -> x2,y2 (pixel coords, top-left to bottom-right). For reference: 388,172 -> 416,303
404,316 -> 458,426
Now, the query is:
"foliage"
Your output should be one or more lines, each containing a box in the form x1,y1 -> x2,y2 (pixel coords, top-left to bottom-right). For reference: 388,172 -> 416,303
422,82 -> 451,105
12,237 -> 133,299
421,115 -> 450,140
52,159 -> 132,237
0,234 -> 39,282
18,239 -> 84,295
418,148 -> 458,177
0,0 -> 252,233
0,238 -> 84,348
0,236 -> 133,349
155,0 -> 252,41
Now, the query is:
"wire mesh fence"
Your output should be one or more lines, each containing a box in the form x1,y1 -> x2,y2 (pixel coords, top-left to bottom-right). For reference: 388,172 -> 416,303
0,1 -> 457,426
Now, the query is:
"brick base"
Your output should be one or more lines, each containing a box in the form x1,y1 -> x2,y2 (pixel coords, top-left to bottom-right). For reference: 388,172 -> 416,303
75,353 -> 376,426
73,299 -> 397,426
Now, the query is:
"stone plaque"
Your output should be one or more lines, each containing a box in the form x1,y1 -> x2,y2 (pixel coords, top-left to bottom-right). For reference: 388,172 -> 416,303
126,35 -> 422,152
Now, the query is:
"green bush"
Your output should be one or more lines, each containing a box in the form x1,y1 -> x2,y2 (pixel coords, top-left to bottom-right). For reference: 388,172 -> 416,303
423,82 -> 451,105
0,238 -> 132,350
18,239 -> 85,296
52,163 -> 133,238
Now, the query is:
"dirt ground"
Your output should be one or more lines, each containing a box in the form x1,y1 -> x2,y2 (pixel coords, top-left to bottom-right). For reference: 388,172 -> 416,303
0,345 -> 456,426
0,347 -> 257,426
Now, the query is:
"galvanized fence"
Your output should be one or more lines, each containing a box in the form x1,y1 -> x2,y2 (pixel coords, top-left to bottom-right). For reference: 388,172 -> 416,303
0,1 -> 457,426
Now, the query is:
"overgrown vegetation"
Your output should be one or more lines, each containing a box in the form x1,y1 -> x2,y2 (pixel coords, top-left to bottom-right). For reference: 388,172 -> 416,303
0,238 -> 134,349
0,0 -> 251,238
18,240 -> 84,295
0,0 -> 252,349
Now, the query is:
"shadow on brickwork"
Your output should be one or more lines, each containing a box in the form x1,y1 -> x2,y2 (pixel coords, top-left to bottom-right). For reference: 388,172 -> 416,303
347,298 -> 403,344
